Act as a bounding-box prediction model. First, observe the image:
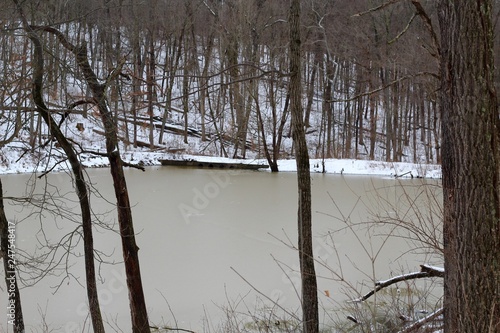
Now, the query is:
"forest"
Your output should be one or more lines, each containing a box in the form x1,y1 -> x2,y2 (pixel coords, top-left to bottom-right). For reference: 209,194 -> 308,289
2,1 -> 500,333
0,0 -> 453,169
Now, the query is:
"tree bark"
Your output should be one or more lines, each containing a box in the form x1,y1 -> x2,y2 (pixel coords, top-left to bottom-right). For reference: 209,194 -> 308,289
30,25 -> 151,333
289,0 -> 319,332
0,178 -> 24,333
438,1 -> 500,332
13,2 -> 106,331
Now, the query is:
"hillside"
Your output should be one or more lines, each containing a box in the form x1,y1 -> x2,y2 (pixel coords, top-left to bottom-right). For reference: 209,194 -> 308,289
0,0 -> 445,177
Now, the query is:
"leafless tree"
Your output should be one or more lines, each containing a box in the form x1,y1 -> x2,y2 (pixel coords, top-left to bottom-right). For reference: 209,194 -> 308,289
13,1 -> 106,331
289,0 -> 318,331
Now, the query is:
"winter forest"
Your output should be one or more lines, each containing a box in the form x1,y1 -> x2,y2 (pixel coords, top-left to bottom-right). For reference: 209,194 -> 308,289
0,0 -> 446,168
1,1 -> 500,333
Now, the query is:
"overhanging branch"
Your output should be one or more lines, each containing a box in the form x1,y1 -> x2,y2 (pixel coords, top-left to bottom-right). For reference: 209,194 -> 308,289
352,264 -> 444,303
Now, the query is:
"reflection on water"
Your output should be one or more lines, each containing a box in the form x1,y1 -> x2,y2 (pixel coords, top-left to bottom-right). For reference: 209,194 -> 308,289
0,167 -> 442,331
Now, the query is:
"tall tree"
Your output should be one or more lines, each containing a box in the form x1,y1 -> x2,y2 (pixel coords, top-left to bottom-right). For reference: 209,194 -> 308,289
438,1 -> 500,332
20,21 -> 152,333
289,0 -> 319,331
13,1 -> 106,331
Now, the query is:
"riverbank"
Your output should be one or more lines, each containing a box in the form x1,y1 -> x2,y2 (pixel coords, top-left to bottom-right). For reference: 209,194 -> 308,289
0,147 -> 441,178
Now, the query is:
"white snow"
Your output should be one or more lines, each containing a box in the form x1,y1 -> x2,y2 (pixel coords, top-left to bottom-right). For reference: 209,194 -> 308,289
0,146 -> 442,178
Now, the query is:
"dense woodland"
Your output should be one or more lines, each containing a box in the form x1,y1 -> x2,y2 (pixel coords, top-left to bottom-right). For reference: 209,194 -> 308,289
2,2 -> 500,333
0,0 -> 468,168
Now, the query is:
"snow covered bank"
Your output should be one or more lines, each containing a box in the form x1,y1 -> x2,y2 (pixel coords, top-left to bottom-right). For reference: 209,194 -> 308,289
0,147 -> 441,178
279,158 -> 441,178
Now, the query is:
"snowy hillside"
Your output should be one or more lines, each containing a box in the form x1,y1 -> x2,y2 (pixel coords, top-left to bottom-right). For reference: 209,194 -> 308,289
0,109 -> 441,177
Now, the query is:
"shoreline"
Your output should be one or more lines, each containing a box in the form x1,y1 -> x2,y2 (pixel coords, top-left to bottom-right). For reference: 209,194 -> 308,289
0,151 -> 442,179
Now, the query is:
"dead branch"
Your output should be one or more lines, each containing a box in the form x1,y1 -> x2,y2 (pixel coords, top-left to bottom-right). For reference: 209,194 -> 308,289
411,0 -> 440,60
388,13 -> 417,44
353,264 -> 444,302
37,157 -> 69,178
330,72 -> 438,103
352,0 -> 402,17
230,266 -> 299,321
399,307 -> 444,333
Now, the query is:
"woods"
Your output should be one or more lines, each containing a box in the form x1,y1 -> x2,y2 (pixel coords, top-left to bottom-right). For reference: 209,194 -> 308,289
0,0 -> 448,167
1,0 -> 500,332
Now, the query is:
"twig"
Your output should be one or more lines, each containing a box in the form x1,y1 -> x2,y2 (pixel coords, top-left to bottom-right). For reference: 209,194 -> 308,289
149,325 -> 196,333
230,267 -> 299,320
37,158 -> 69,178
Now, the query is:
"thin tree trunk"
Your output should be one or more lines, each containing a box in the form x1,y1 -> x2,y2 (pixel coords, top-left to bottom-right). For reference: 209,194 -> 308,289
325,57 -> 335,158
33,25 -> 151,333
289,0 -> 319,331
146,25 -> 156,148
131,34 -> 141,148
14,8 -> 105,331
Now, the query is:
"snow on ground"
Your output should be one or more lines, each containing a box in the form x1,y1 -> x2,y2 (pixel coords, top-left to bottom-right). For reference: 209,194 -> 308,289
0,109 -> 441,178
0,145 -> 441,178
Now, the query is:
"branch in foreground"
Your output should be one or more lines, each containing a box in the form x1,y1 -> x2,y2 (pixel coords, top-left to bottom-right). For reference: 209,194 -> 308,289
230,266 -> 299,321
399,307 -> 444,333
352,264 -> 444,302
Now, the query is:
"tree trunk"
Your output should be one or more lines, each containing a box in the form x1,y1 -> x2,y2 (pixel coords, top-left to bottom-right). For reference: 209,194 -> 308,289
146,27 -> 156,149
13,3 -> 106,331
289,0 -> 319,332
76,44 -> 151,333
0,178 -> 25,333
438,1 -> 500,332
33,25 -> 151,333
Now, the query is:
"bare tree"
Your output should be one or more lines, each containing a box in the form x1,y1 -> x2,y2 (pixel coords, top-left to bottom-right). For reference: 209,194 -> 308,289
13,2 -> 106,331
438,0 -> 500,331
12,15 -> 152,332
289,0 -> 318,331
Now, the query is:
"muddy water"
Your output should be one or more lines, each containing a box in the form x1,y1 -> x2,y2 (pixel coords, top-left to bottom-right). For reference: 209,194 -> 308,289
0,167 -> 442,331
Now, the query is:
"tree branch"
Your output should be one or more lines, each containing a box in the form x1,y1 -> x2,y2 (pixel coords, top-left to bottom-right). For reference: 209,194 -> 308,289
410,0 -> 440,59
388,13 -> 417,44
352,264 -> 444,302
69,141 -> 146,172
331,72 -> 438,103
399,307 -> 444,332
352,0 -> 402,17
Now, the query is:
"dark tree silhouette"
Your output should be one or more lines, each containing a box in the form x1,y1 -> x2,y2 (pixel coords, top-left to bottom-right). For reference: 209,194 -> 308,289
289,0 -> 319,331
